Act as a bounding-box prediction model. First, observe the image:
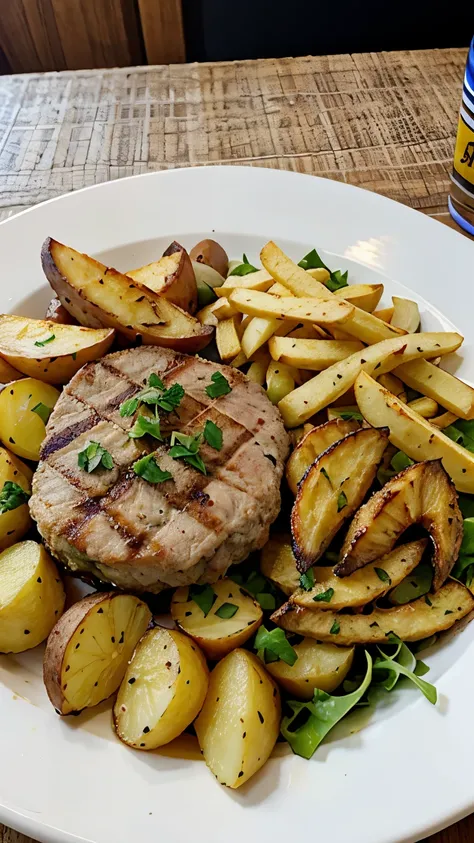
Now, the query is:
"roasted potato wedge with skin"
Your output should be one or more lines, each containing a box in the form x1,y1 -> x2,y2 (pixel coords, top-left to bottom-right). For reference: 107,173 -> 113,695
292,427 -> 389,572
171,579 -> 262,660
45,297 -> 77,325
260,534 -> 300,595
0,377 -> 60,461
195,649 -> 281,788
338,460 -> 462,590
272,580 -> 474,645
0,541 -> 65,654
269,336 -> 364,370
0,315 -> 115,385
391,297 -> 420,333
266,639 -> 354,699
0,446 -> 32,551
190,239 -> 229,277
395,359 -> 474,420
42,238 -> 213,353
278,330 -> 463,428
355,371 -> 474,493
127,241 -> 198,314
114,628 -> 209,749
292,541 -> 427,611
43,592 -> 151,715
286,417 -> 360,495
229,289 -> 354,325
333,283 -> 384,313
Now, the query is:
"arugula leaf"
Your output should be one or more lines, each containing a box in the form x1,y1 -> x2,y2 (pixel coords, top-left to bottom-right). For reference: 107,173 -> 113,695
31,402 -> 52,424
377,449 -> 414,486
256,592 -> 276,611
254,625 -> 298,666
189,584 -> 216,617
228,254 -> 258,277
0,481 -> 30,514
313,587 -> 334,603
215,602 -> 239,619
373,636 -> 437,703
389,562 -> 433,605
205,371 -> 232,399
299,569 -> 315,591
34,334 -> 55,347
320,467 -> 332,486
298,248 -> 349,292
452,518 -> 474,586
77,441 -> 113,473
444,420 -> 474,453
203,419 -> 223,451
133,453 -> 172,484
128,413 -> 163,441
281,652 -> 372,759
337,491 -> 348,512
374,568 -> 391,585
170,431 -> 201,453
414,659 -> 430,677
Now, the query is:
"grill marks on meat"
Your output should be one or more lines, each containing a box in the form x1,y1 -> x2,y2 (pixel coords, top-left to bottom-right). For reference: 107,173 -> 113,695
31,347 -> 289,590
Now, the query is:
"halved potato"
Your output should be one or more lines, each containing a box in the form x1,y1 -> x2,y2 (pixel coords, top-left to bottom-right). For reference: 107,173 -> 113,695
195,649 -> 281,788
0,314 -> 115,385
45,297 -> 77,325
0,446 -> 32,550
395,359 -> 474,420
260,534 -> 300,595
355,371 -> 474,492
114,627 -> 209,749
391,297 -> 420,332
272,580 -> 474,645
43,592 -> 151,715
0,541 -> 65,653
269,336 -> 364,370
266,360 -> 296,404
127,241 -> 198,314
292,540 -> 427,611
292,427 -> 389,571
338,460 -> 463,590
229,289 -> 354,325
286,418 -> 360,494
333,283 -> 384,312
266,639 -> 354,699
0,357 -> 23,384
171,579 -> 262,659
190,239 -> 229,277
0,377 -> 60,460
216,315 -> 242,360
42,238 -> 213,353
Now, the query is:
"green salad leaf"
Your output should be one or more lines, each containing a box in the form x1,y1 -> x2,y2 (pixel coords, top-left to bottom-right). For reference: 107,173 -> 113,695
298,248 -> 349,292
205,371 -> 232,399
78,441 -> 113,473
215,602 -> 239,619
128,412 -> 163,441
31,402 -> 52,424
203,419 -> 223,451
377,449 -> 414,486
228,254 -> 259,277
254,626 -> 298,666
444,420 -> 474,453
169,430 -> 206,474
373,636 -> 437,704
0,480 -> 30,514
299,569 -> 315,591
452,517 -> 474,586
189,584 -> 216,617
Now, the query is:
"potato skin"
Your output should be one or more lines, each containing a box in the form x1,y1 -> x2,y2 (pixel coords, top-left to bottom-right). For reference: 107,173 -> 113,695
162,241 -> 198,313
190,239 -> 229,278
45,297 -> 77,325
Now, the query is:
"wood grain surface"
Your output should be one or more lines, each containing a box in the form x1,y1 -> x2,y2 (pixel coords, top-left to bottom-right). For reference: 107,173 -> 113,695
0,47 -> 473,843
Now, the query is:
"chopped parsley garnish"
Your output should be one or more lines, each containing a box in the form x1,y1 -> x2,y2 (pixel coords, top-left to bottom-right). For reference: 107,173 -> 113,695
254,625 -> 298,666
337,491 -> 348,512
203,419 -> 223,451
256,592 -> 276,611
34,334 -> 55,347
77,441 -> 113,473
133,453 -> 172,484
189,584 -> 216,616
298,248 -> 348,292
169,430 -> 206,474
205,371 -> 232,399
148,373 -> 165,390
335,409 -> 363,421
313,587 -> 334,603
329,619 -> 340,635
128,412 -> 163,441
320,467 -> 332,486
374,568 -> 391,585
215,602 -> 239,619
120,396 -> 140,418
31,402 -> 52,424
228,254 -> 259,277
119,380 -> 184,417
299,569 -> 315,591
0,481 -> 30,514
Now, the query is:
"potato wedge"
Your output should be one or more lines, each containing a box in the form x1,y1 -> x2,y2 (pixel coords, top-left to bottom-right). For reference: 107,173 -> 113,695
278,331 -> 463,427
0,314 -> 115,385
292,540 -> 427,611
260,534 -> 300,595
0,357 -> 23,385
197,302 -> 219,327
395,359 -> 474,420
216,315 -> 241,360
269,336 -> 364,370
338,460 -> 462,590
45,297 -> 77,325
355,371 -> 474,493
333,283 -> 384,313
127,241 -> 198,314
0,541 -> 65,653
292,427 -> 389,571
272,580 -> 474,645
286,417 -> 360,495
42,238 -> 213,353
171,579 -> 262,660
378,372 -> 407,402
114,628 -> 209,749
44,592 -> 151,715
0,446 -> 32,551
391,297 -> 420,333
0,377 -> 60,460
190,239 -> 229,277
229,288 -> 354,325
195,649 -> 281,788
217,268 -> 274,295
373,306 -> 394,323
266,360 -> 296,404
260,242 -> 405,344
408,396 -> 439,418
266,639 -> 354,699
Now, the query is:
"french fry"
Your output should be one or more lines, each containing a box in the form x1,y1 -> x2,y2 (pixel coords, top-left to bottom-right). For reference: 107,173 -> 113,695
268,337 -> 364,370
210,298 -> 239,320
228,289 -> 353,326
216,316 -> 241,360
431,411 -> 459,429
395,359 -> 474,420
268,281 -> 293,297
241,315 -> 296,358
378,372 -> 407,402
373,306 -> 394,323
333,283 -> 383,313
216,269 -> 274,296
407,396 -> 439,418
306,267 -> 331,284
197,302 -> 219,327
266,361 -> 296,404
391,297 -> 420,332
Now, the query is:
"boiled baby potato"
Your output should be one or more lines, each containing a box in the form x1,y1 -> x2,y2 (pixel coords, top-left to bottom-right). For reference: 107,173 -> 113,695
0,446 -> 32,550
45,297 -> 77,325
0,540 -> 65,653
0,357 -> 23,384
195,649 -> 281,788
43,592 -> 151,715
171,578 -> 263,659
41,238 -> 213,353
266,639 -> 354,699
286,417 -> 360,495
190,238 -> 229,278
127,241 -> 198,314
114,627 -> 209,749
0,377 -> 60,460
0,314 -> 115,385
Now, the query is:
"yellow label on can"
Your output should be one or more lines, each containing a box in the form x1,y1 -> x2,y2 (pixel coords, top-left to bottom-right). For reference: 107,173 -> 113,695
453,113 -> 474,189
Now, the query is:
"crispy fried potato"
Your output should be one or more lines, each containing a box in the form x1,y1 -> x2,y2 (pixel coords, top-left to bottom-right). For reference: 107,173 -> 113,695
266,360 -> 296,404
195,649 -> 281,788
292,541 -> 427,611
373,306 -> 394,323
305,267 -> 331,284
268,281 -> 294,296
338,460 -> 462,590
43,592 -> 151,715
45,297 -> 77,325
408,396 -> 439,418
431,411 -> 459,429
0,314 -> 115,385
333,283 -> 384,312
216,315 -> 242,360
268,336 -> 364,370
266,639 -> 354,699
378,372 -> 407,402
228,289 -> 354,325
278,330 -> 462,428
0,446 -> 32,551
355,371 -> 474,493
42,238 -> 213,353
190,239 -> 229,278
391,297 -> 420,332
114,628 -> 209,749
260,534 -> 300,595
171,579 -> 262,659
272,580 -> 474,645
210,298 -> 239,320
0,377 -> 60,460
241,314 -> 295,358
286,418 -> 360,494
217,269 -> 274,296
0,541 -> 65,654
395,359 -> 474,420
127,241 -> 197,313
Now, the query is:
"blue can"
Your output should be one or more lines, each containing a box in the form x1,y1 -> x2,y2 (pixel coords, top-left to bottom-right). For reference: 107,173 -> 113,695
449,37 -> 474,235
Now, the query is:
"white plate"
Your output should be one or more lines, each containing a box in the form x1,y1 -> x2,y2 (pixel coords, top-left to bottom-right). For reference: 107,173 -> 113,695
1,166 -> 474,843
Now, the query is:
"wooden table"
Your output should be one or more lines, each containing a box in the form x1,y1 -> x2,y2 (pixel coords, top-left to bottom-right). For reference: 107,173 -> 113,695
0,47 -> 473,843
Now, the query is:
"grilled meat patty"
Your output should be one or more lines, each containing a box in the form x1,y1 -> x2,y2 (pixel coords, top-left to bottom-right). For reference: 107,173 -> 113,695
30,347 -> 290,591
